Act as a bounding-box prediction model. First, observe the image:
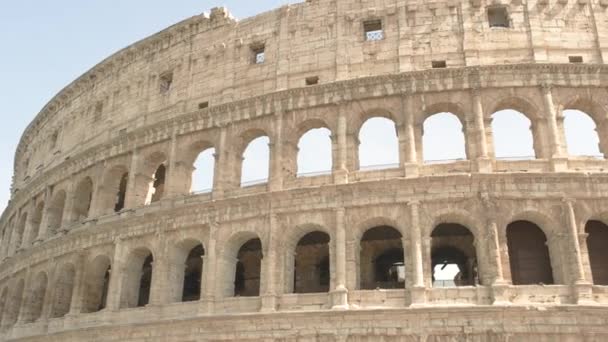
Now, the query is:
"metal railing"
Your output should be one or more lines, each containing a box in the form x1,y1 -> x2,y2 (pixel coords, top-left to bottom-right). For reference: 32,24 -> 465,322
296,170 -> 332,178
359,163 -> 400,171
191,188 -> 212,195
240,178 -> 268,188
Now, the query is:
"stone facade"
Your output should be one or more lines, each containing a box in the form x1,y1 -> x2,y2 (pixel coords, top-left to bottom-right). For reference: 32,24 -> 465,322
2,0 -> 608,340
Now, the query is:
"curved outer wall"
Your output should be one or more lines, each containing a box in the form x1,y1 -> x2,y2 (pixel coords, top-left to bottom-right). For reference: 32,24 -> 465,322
1,0 -> 608,341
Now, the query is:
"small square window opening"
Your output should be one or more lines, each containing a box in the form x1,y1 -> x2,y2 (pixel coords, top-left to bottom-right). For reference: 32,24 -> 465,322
305,76 -> 319,86
364,20 -> 384,41
569,56 -> 583,63
432,60 -> 447,68
198,101 -> 209,109
252,45 -> 266,64
488,7 -> 510,28
159,72 -> 173,94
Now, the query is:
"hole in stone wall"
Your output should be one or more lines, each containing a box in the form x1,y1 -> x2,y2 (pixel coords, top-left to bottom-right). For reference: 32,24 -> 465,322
364,19 -> 384,41
488,6 -> 510,28
569,56 -> 583,63
198,101 -> 209,109
251,44 -> 265,64
431,60 -> 447,68
159,72 -> 173,93
305,76 -> 319,86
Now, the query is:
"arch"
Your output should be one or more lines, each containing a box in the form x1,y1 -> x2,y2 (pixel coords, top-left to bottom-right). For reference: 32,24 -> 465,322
359,226 -> 404,290
219,231 -> 263,297
22,271 -> 48,323
241,135 -> 270,186
292,231 -> 331,293
563,109 -> 603,158
358,117 -> 399,170
147,164 -> 166,204
168,238 -> 205,303
51,263 -> 76,318
139,151 -> 167,205
97,165 -> 129,214
82,255 -> 112,313
585,220 -> 608,285
191,147 -> 216,193
297,127 -> 333,176
27,202 -> 44,245
423,112 -> 467,162
71,177 -> 93,222
506,220 -> 554,285
47,190 -> 66,235
3,279 -> 24,328
491,109 -> 536,159
234,238 -> 263,296
13,212 -> 27,250
120,247 -> 154,308
431,223 -> 477,287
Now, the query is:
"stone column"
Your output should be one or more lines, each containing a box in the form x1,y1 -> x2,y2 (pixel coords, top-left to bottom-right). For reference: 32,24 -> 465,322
88,164 -> 106,218
261,213 -> 279,312
403,96 -> 419,177
269,113 -> 284,192
212,127 -> 228,199
40,261 -> 58,319
408,201 -> 426,306
16,269 -> 32,324
68,252 -> 87,315
541,84 -> 568,171
20,201 -> 37,249
472,88 -> 492,173
105,239 -> 125,311
331,208 -> 348,309
164,132 -> 179,197
202,223 -> 218,314
150,232 -> 169,306
563,199 -> 594,304
334,104 -> 349,184
35,187 -> 52,243
125,148 -> 141,209
60,182 -> 75,232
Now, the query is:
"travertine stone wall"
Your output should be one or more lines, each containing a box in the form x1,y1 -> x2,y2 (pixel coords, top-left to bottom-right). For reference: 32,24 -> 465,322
2,0 -> 608,341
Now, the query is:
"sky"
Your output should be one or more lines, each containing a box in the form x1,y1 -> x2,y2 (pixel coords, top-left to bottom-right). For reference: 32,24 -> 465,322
0,1 -> 603,212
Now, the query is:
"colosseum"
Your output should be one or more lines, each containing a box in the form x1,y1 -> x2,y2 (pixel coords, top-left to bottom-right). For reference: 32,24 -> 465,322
2,0 -> 608,340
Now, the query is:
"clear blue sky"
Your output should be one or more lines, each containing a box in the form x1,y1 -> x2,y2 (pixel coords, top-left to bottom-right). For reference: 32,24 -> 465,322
0,1 -> 601,212
0,1 -> 301,211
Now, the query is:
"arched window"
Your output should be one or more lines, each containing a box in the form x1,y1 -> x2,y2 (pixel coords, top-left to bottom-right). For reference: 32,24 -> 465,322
47,191 -> 66,235
72,177 -> 93,222
114,172 -> 128,212
359,226 -> 404,289
293,231 -> 330,293
51,263 -> 76,318
585,220 -> 608,285
297,128 -> 332,176
3,279 -> 24,328
147,164 -> 166,204
431,224 -> 477,287
563,109 -> 602,157
358,117 -> 399,170
507,221 -> 554,285
234,238 -> 262,296
13,213 -> 27,250
191,148 -> 215,194
491,109 -> 536,159
181,244 -> 204,302
120,248 -> 154,309
22,272 -> 47,323
82,255 -> 112,313
27,202 -> 44,245
97,166 -> 128,214
423,113 -> 467,162
241,136 -> 270,187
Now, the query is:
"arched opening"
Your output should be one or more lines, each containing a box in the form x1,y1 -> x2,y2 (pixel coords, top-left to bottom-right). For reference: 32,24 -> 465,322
431,224 -> 477,287
585,220 -> 608,285
22,272 -> 47,323
297,128 -> 333,176
115,172 -> 128,212
181,244 -> 204,302
191,148 -> 215,193
3,279 -> 24,328
234,238 -> 262,296
82,255 -> 112,313
120,248 -> 154,309
51,263 -> 76,318
147,164 -> 166,204
507,221 -> 554,285
13,213 -> 27,250
71,177 -> 93,222
47,190 -> 66,235
27,202 -> 44,244
241,136 -> 270,187
358,117 -> 399,170
293,231 -> 330,293
423,113 -> 467,162
359,226 -> 404,289
491,109 -> 536,159
563,109 -> 602,158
